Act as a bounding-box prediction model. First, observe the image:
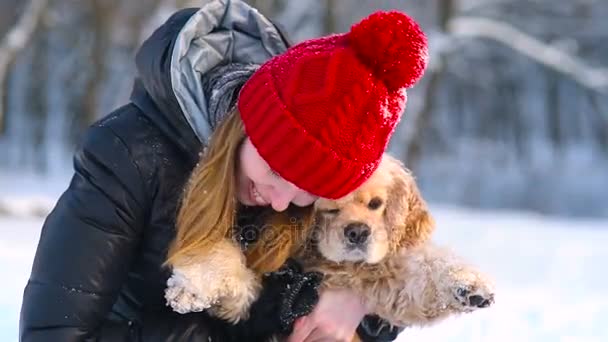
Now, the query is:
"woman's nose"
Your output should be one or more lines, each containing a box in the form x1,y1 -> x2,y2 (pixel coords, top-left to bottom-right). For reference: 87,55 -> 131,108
270,198 -> 290,212
270,192 -> 292,212
269,184 -> 297,212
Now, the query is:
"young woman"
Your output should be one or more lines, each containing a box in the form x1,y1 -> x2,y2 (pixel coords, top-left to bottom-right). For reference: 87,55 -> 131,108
19,0 -> 427,341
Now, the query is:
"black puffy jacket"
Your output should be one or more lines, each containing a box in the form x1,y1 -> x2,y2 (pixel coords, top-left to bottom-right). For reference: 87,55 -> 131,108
19,8 -> 221,340
19,5 -> 402,342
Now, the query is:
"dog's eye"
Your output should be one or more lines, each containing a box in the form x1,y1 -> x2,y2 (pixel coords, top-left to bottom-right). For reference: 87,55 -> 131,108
322,208 -> 341,215
368,197 -> 383,210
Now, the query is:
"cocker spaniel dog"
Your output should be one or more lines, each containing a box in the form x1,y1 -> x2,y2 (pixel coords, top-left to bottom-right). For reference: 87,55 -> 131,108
295,154 -> 495,329
165,154 -> 495,338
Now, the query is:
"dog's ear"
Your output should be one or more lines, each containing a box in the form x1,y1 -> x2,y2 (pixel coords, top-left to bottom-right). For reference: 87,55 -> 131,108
384,160 -> 435,251
245,205 -> 315,274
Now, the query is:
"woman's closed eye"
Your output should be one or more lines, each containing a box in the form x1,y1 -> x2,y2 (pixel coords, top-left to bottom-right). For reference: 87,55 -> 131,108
321,208 -> 340,215
268,168 -> 281,179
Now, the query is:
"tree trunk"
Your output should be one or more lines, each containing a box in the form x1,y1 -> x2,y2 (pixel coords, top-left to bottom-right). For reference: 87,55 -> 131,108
0,0 -> 48,134
324,0 -> 337,33
404,0 -> 454,168
81,0 -> 113,129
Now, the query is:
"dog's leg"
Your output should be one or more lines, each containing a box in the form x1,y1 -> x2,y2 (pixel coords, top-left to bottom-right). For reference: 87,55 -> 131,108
429,245 -> 495,314
361,244 -> 495,327
165,238 -> 261,323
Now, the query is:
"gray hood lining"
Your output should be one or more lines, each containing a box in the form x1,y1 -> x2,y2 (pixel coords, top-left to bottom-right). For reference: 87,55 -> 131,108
170,0 -> 288,143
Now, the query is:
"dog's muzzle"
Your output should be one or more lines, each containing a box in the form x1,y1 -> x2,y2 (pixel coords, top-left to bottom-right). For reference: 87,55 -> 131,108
344,222 -> 371,248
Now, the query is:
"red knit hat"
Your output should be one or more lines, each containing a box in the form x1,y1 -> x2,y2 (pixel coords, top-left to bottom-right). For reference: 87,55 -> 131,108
237,10 -> 428,199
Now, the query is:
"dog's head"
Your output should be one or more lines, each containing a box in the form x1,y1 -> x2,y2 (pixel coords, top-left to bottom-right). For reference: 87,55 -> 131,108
313,155 -> 434,264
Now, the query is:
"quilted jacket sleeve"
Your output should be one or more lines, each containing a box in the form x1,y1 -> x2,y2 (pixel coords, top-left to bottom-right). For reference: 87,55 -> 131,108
19,125 -> 148,341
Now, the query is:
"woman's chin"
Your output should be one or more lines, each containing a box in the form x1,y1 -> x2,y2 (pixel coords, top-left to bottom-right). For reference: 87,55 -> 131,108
237,191 -> 253,206
239,198 -> 255,207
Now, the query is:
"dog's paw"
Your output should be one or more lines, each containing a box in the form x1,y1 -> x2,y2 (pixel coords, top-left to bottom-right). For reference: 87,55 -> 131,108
447,269 -> 495,312
453,284 -> 494,310
165,272 -> 215,314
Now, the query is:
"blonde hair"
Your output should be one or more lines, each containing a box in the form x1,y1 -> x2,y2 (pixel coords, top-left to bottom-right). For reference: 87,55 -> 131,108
165,109 -> 314,273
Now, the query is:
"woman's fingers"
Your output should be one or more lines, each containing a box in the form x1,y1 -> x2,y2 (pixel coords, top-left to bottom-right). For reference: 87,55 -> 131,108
287,317 -> 315,342
306,336 -> 338,342
304,329 -> 339,342
304,324 -> 355,342
287,289 -> 366,342
306,330 -> 354,342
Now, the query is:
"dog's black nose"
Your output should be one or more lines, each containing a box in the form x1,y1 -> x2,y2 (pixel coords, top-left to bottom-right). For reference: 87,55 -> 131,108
344,223 -> 371,245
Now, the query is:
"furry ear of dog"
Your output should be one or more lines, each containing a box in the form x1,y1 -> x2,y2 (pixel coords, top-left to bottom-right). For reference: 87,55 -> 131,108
383,157 -> 435,251
244,205 -> 315,274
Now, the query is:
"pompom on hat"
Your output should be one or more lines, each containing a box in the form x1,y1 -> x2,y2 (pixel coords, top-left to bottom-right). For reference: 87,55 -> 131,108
237,10 -> 428,199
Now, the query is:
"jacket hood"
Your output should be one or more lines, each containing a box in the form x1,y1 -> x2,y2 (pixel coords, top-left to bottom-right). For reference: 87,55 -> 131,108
131,0 -> 289,162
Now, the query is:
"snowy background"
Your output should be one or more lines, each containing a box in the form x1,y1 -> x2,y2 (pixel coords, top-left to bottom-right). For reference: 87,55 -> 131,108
1,0 -> 608,341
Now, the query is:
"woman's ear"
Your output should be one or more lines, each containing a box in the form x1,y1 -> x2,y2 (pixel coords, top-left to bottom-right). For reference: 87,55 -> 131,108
383,160 -> 434,251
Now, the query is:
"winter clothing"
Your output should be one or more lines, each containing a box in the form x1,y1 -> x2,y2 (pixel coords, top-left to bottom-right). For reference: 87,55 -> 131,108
251,259 -> 323,335
19,0 -> 405,341
19,3 -> 294,341
170,0 -> 287,144
231,256 -> 324,340
238,10 -> 428,199
357,315 -> 406,342
201,63 -> 260,130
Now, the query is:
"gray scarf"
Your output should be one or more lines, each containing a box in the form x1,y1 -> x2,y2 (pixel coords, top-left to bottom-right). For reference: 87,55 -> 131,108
200,63 -> 260,132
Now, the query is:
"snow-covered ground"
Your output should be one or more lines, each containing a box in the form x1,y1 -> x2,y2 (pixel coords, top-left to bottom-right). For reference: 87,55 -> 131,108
403,207 -> 608,342
1,174 -> 607,341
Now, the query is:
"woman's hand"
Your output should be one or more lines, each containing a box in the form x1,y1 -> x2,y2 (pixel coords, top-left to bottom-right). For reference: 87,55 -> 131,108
287,288 -> 369,342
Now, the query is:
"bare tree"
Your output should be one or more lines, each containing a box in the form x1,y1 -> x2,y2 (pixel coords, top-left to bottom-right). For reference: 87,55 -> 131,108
448,16 -> 608,92
81,0 -> 115,127
323,0 -> 338,33
404,0 -> 455,167
0,0 -> 48,133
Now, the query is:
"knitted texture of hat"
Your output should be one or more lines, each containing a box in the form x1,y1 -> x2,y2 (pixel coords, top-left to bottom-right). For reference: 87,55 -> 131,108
238,10 -> 428,199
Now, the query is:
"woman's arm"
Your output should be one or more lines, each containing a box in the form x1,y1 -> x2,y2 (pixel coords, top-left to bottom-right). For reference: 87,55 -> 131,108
19,125 -> 148,341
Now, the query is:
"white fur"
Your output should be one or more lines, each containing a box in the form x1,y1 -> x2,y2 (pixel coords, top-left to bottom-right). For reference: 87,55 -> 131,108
347,243 -> 496,327
165,239 -> 261,323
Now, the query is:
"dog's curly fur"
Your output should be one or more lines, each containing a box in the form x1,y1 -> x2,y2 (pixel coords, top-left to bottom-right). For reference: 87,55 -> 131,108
165,154 -> 495,336
293,155 -> 495,328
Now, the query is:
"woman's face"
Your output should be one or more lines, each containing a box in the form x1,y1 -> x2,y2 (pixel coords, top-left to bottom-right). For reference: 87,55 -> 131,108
237,138 -> 318,211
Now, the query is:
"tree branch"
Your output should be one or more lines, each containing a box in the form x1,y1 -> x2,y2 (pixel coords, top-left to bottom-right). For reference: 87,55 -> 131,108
0,0 -> 48,133
448,16 -> 608,92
